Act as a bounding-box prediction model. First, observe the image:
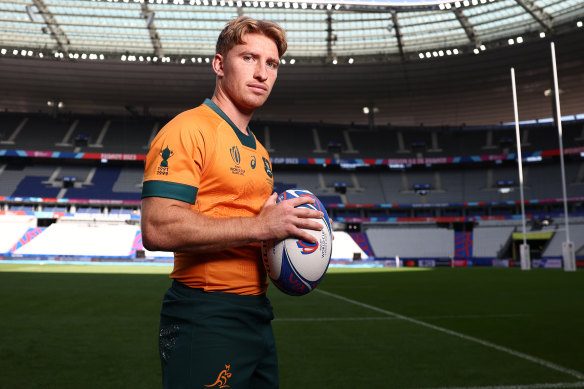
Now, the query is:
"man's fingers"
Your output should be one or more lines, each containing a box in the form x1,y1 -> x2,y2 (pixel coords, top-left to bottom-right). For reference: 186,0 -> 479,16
261,192 -> 278,209
293,228 -> 319,244
294,206 -> 323,220
287,196 -> 317,208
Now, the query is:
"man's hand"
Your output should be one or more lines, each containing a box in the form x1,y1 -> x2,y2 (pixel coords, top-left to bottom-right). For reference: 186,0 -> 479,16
255,192 -> 324,244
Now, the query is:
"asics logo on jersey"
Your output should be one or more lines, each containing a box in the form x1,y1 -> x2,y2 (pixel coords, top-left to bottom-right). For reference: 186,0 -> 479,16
204,364 -> 232,388
250,155 -> 256,169
297,239 -> 318,254
230,146 -> 241,165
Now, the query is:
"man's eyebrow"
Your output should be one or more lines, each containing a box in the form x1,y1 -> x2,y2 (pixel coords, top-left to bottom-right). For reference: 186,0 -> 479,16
240,50 -> 280,64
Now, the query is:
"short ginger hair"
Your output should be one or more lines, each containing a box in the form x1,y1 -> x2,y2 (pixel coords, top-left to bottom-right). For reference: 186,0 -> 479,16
216,16 -> 287,59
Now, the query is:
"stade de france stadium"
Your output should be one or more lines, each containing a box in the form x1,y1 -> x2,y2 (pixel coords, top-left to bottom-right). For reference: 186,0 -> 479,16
0,0 -> 583,268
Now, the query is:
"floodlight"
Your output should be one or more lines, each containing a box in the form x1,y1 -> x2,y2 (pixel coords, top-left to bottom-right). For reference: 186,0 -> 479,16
539,32 -> 546,38
516,36 -> 523,43
508,38 -> 515,45
446,49 -> 452,55
281,58 -> 286,64
453,48 -> 459,54
348,58 -> 354,64
1,49 -> 6,55
332,58 -> 338,64
418,53 -> 424,59
577,21 -> 583,28
290,58 -> 296,64
473,48 -> 479,54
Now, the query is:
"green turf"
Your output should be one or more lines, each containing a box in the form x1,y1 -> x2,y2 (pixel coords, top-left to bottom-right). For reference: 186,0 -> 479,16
1,264 -> 583,389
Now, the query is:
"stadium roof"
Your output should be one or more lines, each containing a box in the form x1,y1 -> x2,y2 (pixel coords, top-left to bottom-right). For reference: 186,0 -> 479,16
0,0 -> 583,126
1,0 -> 582,63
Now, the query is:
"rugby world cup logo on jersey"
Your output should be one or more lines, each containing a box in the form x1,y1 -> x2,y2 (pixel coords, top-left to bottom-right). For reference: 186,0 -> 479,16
229,146 -> 245,176
157,146 -> 174,175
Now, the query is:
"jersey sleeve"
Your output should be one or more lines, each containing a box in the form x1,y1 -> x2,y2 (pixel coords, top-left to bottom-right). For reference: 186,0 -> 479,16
141,114 -> 208,204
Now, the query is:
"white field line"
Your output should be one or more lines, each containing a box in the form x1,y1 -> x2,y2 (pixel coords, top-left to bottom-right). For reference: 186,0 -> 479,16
275,316 -> 397,322
316,289 -> 584,381
274,314 -> 526,322
424,382 -> 584,389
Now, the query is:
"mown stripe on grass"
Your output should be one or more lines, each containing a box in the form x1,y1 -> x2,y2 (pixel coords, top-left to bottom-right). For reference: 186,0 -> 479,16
316,289 -> 584,380
274,313 -> 526,322
423,381 -> 584,389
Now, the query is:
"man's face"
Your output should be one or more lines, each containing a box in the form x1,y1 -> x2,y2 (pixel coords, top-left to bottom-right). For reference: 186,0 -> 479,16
214,33 -> 280,113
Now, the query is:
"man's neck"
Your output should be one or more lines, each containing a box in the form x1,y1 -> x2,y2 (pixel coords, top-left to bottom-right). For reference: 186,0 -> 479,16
211,95 -> 253,135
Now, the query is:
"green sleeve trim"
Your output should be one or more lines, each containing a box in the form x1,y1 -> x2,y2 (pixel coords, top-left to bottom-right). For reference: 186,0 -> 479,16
141,180 -> 198,204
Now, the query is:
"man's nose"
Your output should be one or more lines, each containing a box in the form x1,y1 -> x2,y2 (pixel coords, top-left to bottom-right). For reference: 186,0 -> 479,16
254,63 -> 268,81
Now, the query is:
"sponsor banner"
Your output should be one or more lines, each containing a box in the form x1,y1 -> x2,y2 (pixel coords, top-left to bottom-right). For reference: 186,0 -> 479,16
435,259 -> 452,267
4,146 -> 584,166
532,259 -> 563,269
492,259 -> 510,268
452,259 -> 468,267
418,259 -> 436,268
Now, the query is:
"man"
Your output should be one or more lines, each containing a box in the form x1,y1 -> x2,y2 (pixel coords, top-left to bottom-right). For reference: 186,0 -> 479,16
141,17 -> 324,389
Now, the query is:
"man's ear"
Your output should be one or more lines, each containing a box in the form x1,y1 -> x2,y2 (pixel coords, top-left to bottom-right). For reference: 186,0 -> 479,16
212,54 -> 224,77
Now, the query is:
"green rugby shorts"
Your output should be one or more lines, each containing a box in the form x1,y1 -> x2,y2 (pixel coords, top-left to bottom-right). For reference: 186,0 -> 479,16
159,280 -> 279,389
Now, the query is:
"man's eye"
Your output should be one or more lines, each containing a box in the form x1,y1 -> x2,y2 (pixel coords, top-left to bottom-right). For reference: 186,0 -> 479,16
243,56 -> 253,61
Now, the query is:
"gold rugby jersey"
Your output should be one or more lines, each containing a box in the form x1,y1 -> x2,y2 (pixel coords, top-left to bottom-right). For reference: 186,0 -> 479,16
142,99 -> 274,295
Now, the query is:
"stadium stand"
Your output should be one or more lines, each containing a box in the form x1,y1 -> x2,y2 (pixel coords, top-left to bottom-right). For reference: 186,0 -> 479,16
12,216 -> 140,257
0,215 -> 37,254
472,224 -> 517,258
366,225 -> 455,259
542,222 -> 584,258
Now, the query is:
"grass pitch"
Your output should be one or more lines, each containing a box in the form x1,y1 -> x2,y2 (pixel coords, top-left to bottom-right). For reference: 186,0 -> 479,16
0,263 -> 583,389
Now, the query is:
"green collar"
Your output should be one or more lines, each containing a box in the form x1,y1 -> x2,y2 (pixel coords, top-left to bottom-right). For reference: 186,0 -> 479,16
204,98 -> 256,149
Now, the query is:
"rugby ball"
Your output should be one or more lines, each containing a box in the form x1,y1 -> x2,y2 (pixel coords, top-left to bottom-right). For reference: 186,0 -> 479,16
261,189 -> 333,296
